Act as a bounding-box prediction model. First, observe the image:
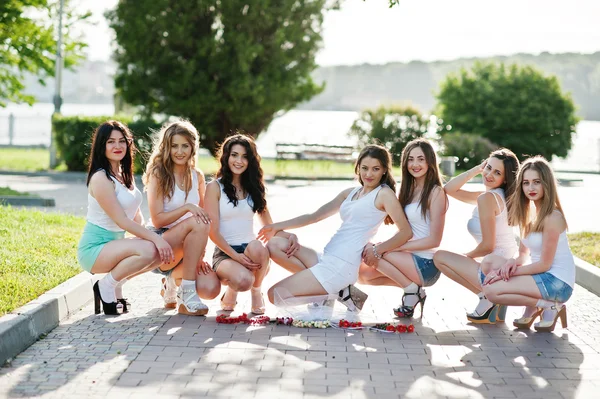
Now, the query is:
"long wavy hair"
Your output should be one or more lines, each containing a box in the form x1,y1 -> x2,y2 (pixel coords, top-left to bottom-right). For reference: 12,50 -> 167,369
216,133 -> 266,213
86,120 -> 135,189
355,144 -> 396,225
488,148 -> 520,219
398,139 -> 445,220
509,156 -> 566,236
143,120 -> 199,201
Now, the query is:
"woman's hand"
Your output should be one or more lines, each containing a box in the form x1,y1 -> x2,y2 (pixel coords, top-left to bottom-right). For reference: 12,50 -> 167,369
475,160 -> 487,175
362,243 -> 379,268
283,233 -> 300,257
186,203 -> 211,224
257,223 -> 279,243
498,258 -> 518,281
197,259 -> 212,275
154,236 -> 175,264
233,252 -> 261,270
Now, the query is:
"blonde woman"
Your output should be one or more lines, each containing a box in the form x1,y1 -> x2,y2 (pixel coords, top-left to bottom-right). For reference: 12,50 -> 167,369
481,157 -> 575,332
144,120 -> 220,315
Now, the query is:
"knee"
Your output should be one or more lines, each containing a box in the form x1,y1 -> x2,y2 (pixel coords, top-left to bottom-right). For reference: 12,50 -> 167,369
247,240 -> 269,261
233,273 -> 254,292
483,286 -> 500,303
266,238 -> 284,257
188,218 -> 210,236
140,241 -> 159,263
197,278 -> 221,300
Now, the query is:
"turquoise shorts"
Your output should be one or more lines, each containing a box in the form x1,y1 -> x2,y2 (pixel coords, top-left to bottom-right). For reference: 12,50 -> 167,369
77,222 -> 125,273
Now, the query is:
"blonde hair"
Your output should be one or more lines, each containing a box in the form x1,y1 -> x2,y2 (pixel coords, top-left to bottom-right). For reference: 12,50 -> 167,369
143,120 -> 199,201
508,156 -> 566,236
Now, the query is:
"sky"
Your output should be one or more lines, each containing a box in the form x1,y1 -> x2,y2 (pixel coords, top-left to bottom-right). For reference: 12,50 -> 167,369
81,0 -> 600,66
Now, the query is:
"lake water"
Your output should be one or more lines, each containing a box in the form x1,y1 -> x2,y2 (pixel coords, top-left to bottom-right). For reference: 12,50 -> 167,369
1,103 -> 599,173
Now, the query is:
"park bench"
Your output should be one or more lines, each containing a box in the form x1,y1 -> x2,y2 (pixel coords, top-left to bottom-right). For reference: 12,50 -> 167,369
275,142 -> 355,162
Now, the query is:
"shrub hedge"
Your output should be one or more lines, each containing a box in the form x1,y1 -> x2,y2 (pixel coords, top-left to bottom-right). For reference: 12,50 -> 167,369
52,115 -> 161,173
439,132 -> 498,170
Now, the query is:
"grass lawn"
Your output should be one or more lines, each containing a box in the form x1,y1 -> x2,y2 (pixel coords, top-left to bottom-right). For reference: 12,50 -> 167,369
0,206 -> 85,315
0,148 -> 50,172
0,186 -> 35,196
568,232 -> 600,267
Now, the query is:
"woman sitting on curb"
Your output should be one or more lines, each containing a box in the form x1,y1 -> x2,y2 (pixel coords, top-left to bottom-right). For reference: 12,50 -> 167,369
481,156 -> 575,332
144,120 -> 220,316
77,120 -> 173,315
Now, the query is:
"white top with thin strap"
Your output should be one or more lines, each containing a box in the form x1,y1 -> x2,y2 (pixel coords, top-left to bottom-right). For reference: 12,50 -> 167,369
467,187 -> 517,258
324,185 -> 388,266
155,171 -> 200,229
218,179 -> 255,245
521,211 -> 576,288
404,202 -> 434,259
86,170 -> 142,232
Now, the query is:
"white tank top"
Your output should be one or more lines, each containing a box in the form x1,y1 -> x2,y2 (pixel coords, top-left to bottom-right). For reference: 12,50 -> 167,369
521,213 -> 575,288
86,171 -> 142,232
160,171 -> 200,229
404,202 -> 434,259
218,179 -> 255,245
467,188 -> 517,258
324,185 -> 388,265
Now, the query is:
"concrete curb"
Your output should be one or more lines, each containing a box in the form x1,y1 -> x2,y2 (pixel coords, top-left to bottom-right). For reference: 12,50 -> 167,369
0,196 -> 55,207
575,256 -> 600,297
0,272 -> 94,366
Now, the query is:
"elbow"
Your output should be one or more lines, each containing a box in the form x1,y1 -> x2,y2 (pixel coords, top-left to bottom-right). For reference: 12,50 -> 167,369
480,243 -> 494,255
404,230 -> 413,242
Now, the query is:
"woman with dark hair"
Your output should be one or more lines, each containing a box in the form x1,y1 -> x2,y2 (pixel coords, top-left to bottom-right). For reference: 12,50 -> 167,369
358,139 -> 448,318
144,120 -> 220,316
259,144 -> 412,311
204,133 -> 280,314
77,120 -> 173,315
433,148 -> 520,324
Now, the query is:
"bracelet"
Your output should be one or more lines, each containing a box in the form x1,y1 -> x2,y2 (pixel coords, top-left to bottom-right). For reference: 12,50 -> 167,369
372,244 -> 383,259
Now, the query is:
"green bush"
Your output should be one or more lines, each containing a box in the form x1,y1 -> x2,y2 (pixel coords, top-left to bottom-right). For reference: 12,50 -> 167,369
439,132 -> 498,170
52,115 -> 161,173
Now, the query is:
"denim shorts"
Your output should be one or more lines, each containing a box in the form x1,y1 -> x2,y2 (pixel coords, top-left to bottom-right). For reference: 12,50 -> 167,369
478,268 -> 486,286
212,243 -> 249,271
413,254 -> 440,287
532,272 -> 573,303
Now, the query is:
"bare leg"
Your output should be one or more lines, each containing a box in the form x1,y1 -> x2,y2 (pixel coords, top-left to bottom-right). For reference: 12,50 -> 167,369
483,275 -> 542,307
92,239 -> 159,280
357,263 -> 399,286
377,252 -> 422,287
267,268 -> 328,305
433,250 -> 481,294
267,237 -> 319,274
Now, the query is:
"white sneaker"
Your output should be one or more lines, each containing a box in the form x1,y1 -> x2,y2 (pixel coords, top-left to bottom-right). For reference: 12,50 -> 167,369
176,287 -> 209,316
160,277 -> 177,309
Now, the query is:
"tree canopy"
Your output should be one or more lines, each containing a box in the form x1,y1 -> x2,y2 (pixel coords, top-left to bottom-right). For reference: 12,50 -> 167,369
0,0 -> 87,106
436,62 -> 578,161
107,1 -> 333,154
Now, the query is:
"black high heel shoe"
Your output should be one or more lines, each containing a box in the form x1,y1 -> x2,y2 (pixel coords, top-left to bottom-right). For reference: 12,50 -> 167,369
117,298 -> 130,313
394,286 -> 426,318
93,281 -> 119,315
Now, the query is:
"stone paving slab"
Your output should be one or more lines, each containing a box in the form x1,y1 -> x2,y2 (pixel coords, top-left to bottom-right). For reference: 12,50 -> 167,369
1,181 -> 600,398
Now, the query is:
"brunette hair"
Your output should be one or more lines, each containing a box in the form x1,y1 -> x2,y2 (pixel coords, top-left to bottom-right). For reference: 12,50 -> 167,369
355,144 -> 396,225
398,139 -> 445,219
488,148 -> 520,217
216,133 -> 266,213
86,120 -> 135,188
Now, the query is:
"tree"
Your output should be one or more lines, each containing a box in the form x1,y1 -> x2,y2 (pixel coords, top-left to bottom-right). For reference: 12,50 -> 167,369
0,0 -> 88,106
107,1 -> 333,154
436,62 -> 579,161
348,105 -> 448,165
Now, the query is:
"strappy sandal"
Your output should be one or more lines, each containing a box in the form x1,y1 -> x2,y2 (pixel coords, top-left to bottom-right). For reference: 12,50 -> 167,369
116,298 -> 131,313
177,287 -> 209,316
251,287 -> 266,315
513,307 -> 543,329
393,286 -> 426,318
220,288 -> 237,311
160,277 -> 177,309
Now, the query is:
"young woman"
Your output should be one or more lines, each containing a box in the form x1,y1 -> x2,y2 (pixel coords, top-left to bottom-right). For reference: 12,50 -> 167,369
143,120 -> 221,316
204,134 -> 275,315
433,148 -> 520,324
259,145 -> 413,311
358,139 -> 447,318
481,156 -> 575,332
77,120 -> 173,315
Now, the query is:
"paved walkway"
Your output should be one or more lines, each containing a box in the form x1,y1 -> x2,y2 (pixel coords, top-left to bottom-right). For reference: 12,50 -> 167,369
0,177 -> 600,398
